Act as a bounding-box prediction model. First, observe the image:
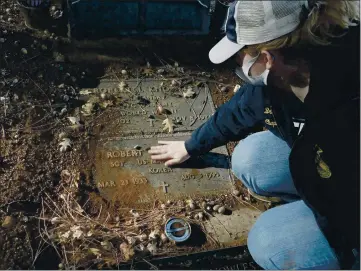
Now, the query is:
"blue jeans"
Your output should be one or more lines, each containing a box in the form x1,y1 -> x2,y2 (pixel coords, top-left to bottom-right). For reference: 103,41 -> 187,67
232,131 -> 340,270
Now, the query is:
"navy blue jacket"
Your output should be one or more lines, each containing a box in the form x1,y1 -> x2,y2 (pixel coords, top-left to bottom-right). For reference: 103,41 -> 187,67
185,26 -> 360,268
185,83 -> 303,155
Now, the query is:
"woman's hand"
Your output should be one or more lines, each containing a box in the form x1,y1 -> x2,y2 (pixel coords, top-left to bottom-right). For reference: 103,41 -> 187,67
148,141 -> 190,167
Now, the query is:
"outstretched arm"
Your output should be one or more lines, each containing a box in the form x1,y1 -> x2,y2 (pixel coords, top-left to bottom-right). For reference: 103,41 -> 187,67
149,84 -> 266,166
185,83 -> 266,156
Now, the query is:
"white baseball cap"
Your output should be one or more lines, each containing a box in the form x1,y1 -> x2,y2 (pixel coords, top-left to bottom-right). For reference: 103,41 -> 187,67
209,0 -> 309,64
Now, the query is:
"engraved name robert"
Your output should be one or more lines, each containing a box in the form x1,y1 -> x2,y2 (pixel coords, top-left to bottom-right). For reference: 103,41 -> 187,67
106,150 -> 143,158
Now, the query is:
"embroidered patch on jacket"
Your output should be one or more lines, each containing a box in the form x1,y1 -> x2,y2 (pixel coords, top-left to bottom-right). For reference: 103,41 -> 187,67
265,119 -> 277,127
314,144 -> 332,179
292,117 -> 306,135
264,107 -> 273,114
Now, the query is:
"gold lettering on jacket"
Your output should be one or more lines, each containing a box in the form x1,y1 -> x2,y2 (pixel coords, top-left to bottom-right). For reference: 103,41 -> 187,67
264,107 -> 273,114
265,119 -> 277,127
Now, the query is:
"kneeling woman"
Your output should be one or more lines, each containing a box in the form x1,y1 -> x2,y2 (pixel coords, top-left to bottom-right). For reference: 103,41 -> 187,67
149,1 -> 360,269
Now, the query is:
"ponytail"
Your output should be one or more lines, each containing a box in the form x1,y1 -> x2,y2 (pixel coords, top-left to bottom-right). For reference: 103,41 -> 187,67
243,0 -> 359,56
302,0 -> 360,45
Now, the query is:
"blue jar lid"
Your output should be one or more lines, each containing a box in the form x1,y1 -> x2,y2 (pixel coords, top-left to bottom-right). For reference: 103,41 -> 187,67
164,217 -> 191,242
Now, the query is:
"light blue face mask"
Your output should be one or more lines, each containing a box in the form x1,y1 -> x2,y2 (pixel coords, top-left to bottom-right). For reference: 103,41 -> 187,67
235,54 -> 270,86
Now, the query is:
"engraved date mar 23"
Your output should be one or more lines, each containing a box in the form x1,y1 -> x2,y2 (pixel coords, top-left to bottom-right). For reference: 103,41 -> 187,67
119,177 -> 148,186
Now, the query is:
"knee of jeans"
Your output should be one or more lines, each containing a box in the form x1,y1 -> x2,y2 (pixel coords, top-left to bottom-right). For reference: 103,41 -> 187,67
247,213 -> 278,269
231,141 -> 258,192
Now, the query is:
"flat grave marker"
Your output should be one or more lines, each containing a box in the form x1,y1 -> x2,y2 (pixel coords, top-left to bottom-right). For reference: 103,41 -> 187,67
95,134 -> 232,207
85,79 -> 234,208
84,79 -> 216,137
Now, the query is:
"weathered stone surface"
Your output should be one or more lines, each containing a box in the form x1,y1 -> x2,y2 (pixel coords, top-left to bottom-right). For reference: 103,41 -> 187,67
84,79 -> 233,208
85,79 -> 215,137
204,208 -> 261,244
94,134 -> 232,207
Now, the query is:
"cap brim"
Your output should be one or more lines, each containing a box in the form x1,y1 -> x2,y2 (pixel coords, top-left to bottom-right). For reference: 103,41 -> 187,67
209,36 -> 245,64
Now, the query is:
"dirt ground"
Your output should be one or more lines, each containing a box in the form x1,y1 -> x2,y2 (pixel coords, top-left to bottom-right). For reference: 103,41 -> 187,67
0,1 -> 270,269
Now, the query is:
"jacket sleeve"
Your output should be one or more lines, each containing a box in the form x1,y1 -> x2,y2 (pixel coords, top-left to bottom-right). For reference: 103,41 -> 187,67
184,84 -> 266,156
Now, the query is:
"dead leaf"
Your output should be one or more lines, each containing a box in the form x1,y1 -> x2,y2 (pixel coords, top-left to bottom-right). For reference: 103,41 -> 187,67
162,118 -> 174,133
72,229 -> 83,239
171,79 -> 179,86
149,229 -> 160,240
60,169 -> 71,183
143,68 -> 154,76
99,100 -> 113,109
58,132 -> 67,140
89,248 -> 101,256
61,231 -> 71,240
101,240 -> 112,251
136,243 -> 146,252
70,180 -> 79,188
129,209 -> 140,218
75,205 -> 84,213
68,122 -> 83,131
118,81 -> 127,90
161,233 -> 168,243
81,102 -> 95,116
67,117 -> 80,125
147,243 -> 157,255
182,88 -> 196,98
79,89 -> 92,95
59,138 -> 71,152
50,217 -> 61,224
120,243 -> 135,261
70,226 -> 83,239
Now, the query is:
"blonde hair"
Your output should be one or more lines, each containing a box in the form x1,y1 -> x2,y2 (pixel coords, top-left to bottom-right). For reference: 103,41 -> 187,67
244,0 -> 360,56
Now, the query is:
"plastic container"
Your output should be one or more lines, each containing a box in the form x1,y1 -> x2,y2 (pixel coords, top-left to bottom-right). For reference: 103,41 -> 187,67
164,217 -> 192,243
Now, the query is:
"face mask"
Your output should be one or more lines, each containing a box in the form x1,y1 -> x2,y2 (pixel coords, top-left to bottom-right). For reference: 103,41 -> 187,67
235,54 -> 270,86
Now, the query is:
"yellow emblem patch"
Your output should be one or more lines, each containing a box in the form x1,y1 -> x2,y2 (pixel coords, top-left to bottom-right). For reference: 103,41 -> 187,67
264,107 -> 273,114
314,145 -> 332,179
